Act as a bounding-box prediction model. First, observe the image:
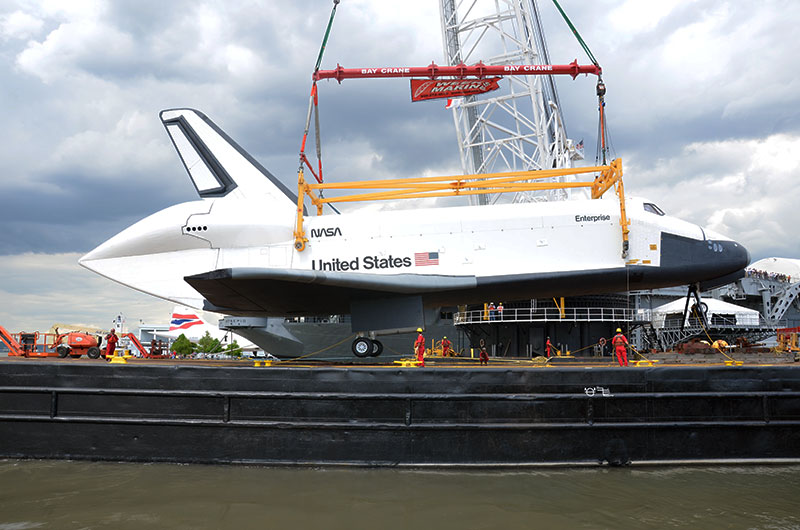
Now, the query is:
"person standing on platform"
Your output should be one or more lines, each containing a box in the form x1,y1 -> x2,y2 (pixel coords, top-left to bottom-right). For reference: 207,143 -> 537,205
488,302 -> 496,320
612,328 -> 629,367
545,337 -> 552,358
105,329 -> 119,358
497,302 -> 504,320
442,336 -> 452,357
414,328 -> 426,367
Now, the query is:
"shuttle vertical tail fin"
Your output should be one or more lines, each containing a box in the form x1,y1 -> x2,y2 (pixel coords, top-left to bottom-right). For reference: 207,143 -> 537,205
166,305 -> 256,350
160,108 -> 298,210
169,306 -> 205,333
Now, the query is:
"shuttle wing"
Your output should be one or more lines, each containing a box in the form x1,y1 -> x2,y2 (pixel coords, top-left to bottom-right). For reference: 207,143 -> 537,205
185,268 -> 477,316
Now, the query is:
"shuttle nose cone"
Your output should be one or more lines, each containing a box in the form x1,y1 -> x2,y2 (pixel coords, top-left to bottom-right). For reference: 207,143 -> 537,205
659,233 -> 750,289
716,239 -> 750,272
80,202 -> 211,267
700,238 -> 750,289
733,240 -> 751,270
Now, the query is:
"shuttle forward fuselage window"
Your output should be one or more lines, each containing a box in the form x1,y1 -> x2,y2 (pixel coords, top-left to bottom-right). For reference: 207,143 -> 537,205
644,203 -> 665,216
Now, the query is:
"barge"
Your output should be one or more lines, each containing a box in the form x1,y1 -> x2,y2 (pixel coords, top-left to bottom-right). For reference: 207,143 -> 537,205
1,358 -> 799,466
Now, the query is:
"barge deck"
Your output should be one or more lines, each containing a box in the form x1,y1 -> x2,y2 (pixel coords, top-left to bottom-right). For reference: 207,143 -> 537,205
1,358 -> 799,467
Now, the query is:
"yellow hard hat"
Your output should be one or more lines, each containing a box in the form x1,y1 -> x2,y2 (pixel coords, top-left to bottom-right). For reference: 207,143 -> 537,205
616,328 -> 622,332
443,336 -> 447,339
417,328 -> 423,332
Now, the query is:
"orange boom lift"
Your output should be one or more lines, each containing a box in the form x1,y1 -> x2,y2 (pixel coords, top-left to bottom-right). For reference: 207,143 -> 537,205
0,324 -> 103,359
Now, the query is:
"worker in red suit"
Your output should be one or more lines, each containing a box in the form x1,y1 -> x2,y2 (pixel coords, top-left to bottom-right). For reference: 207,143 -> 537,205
545,337 -> 552,358
414,328 -> 426,367
612,328 -> 629,367
441,336 -> 452,357
479,339 -> 489,365
105,329 -> 119,358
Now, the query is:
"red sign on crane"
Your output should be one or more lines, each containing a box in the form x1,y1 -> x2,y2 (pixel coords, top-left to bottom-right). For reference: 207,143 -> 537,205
410,77 -> 502,102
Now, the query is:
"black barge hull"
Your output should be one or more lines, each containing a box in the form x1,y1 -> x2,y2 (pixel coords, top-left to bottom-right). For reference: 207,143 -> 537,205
1,361 -> 799,466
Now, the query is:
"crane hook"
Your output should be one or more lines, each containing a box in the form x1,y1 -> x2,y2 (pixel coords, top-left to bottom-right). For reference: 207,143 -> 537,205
596,78 -> 606,97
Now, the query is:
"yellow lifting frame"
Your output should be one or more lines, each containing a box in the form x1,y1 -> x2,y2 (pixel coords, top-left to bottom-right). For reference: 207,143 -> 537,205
294,158 -> 629,254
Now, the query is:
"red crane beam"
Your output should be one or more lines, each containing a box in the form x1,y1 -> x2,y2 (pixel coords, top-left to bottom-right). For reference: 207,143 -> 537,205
314,60 -> 601,82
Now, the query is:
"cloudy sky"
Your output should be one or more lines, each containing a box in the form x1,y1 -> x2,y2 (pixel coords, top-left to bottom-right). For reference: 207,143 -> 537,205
0,0 -> 798,332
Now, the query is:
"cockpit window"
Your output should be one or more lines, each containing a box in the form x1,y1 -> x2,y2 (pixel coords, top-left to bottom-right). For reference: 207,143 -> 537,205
644,203 -> 665,216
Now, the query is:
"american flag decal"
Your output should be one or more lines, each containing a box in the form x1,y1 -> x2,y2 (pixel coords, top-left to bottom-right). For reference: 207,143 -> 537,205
414,251 -> 439,266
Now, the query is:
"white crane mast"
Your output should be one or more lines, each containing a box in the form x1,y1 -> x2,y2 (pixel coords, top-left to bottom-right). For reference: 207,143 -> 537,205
439,0 -> 582,204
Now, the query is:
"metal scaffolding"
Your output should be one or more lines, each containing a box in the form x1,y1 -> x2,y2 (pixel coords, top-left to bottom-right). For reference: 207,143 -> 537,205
439,0 -> 583,205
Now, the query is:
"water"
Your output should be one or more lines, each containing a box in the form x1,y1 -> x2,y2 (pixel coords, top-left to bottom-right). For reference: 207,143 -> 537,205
1,461 -> 799,529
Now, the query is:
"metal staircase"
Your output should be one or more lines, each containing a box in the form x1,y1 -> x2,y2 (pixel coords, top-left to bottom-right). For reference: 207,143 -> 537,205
637,321 -> 665,351
767,281 -> 800,323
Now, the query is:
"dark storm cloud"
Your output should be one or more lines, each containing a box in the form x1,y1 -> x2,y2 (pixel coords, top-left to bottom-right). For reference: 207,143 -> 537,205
546,0 -> 800,163
0,167 -> 195,254
0,218 -> 137,257
308,82 -> 457,171
214,77 -> 459,192
0,0 -> 454,255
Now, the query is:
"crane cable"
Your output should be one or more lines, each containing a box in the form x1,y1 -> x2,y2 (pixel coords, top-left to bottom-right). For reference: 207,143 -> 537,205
314,0 -> 340,72
279,333 -> 356,364
550,0 -> 599,68
551,0 -> 612,165
298,0 -> 341,212
692,306 -> 739,363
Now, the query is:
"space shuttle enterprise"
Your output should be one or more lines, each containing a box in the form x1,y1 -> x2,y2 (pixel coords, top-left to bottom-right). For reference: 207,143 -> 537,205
79,108 -> 750,357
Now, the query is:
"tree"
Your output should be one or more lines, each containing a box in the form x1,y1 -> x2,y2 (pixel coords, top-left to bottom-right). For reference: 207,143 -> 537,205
171,334 -> 195,356
196,331 -> 222,354
225,340 -> 242,358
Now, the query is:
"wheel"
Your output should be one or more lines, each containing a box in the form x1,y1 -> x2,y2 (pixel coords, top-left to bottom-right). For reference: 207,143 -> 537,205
352,337 -> 373,358
87,347 -> 100,359
370,340 -> 383,357
56,345 -> 69,358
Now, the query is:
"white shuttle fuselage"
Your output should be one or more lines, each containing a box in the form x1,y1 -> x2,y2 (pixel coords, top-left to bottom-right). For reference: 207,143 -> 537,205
79,109 -> 750,350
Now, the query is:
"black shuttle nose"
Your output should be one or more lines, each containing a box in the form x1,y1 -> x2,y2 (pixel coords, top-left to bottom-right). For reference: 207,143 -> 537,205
729,240 -> 751,271
711,239 -> 750,272
696,239 -> 750,290
659,233 -> 751,289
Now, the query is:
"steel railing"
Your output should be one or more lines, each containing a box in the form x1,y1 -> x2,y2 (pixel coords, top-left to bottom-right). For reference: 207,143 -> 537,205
454,307 -> 648,325
652,313 -> 775,330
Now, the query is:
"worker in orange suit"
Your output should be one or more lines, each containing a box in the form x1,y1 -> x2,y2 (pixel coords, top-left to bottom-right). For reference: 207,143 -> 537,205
545,337 -> 552,358
612,328 -> 629,367
441,336 -> 452,357
105,329 -> 119,358
414,328 -> 425,367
